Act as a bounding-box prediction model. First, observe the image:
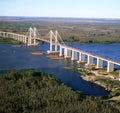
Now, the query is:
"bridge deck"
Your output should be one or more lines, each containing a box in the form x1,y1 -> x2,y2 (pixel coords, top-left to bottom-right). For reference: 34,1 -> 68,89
62,45 -> 120,66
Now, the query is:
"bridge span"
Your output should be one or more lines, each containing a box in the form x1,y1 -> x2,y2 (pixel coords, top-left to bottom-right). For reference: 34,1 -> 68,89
0,27 -> 120,73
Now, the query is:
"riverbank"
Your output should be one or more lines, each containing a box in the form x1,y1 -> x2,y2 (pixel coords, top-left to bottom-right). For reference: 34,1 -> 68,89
46,53 -> 120,99
77,65 -> 120,98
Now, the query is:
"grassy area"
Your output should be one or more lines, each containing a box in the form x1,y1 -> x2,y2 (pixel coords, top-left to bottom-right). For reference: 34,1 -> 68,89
97,78 -> 120,97
0,17 -> 120,43
0,69 -> 120,113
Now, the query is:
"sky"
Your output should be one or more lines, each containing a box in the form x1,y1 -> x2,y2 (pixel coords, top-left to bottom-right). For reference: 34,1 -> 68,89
0,0 -> 120,18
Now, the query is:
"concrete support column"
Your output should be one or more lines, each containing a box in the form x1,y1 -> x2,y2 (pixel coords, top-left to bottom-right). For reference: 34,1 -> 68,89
50,30 -> 53,52
64,48 -> 70,58
55,31 -> 58,51
59,46 -> 63,56
55,44 -> 57,51
87,55 -> 93,65
79,53 -> 85,62
47,30 -> 53,53
50,43 -> 52,52
71,50 -> 77,60
107,61 -> 114,72
96,58 -> 103,68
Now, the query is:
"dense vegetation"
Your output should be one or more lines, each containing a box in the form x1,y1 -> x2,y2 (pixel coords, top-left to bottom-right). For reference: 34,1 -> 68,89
0,36 -> 23,44
0,17 -> 120,43
0,69 -> 120,113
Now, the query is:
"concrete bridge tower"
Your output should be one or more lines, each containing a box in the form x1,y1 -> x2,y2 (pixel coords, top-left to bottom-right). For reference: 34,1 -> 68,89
28,27 -> 37,46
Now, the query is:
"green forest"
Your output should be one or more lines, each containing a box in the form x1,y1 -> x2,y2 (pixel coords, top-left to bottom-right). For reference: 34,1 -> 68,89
0,69 -> 120,113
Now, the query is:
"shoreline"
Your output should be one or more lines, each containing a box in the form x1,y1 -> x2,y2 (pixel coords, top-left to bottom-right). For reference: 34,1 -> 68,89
78,68 -> 120,100
1,37 -> 120,45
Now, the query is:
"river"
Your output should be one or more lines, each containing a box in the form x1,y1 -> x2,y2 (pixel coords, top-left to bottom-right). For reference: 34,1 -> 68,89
0,43 -> 120,96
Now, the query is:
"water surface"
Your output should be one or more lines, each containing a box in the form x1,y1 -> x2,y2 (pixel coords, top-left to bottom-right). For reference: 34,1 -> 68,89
1,43 -> 119,96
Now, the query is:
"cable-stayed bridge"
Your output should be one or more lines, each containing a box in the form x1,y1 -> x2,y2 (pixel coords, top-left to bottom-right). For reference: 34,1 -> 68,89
0,27 -> 120,73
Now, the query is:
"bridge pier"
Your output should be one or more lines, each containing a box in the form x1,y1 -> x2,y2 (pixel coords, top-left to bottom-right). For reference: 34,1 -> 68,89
59,46 -> 63,56
77,52 -> 85,63
107,61 -> 114,72
96,58 -> 103,68
87,55 -> 93,65
55,45 -> 57,51
71,50 -> 77,60
64,48 -> 71,58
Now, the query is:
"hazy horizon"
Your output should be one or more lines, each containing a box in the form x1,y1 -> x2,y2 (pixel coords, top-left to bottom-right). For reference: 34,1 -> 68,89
0,16 -> 120,20
0,0 -> 120,19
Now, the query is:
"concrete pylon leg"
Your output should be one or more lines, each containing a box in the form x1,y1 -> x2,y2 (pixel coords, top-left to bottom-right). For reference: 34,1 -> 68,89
47,30 -> 53,53
50,43 -> 52,51
59,46 -> 63,56
55,45 -> 57,51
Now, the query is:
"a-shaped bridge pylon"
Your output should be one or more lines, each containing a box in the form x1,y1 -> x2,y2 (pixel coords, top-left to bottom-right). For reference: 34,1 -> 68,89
47,30 -> 65,54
